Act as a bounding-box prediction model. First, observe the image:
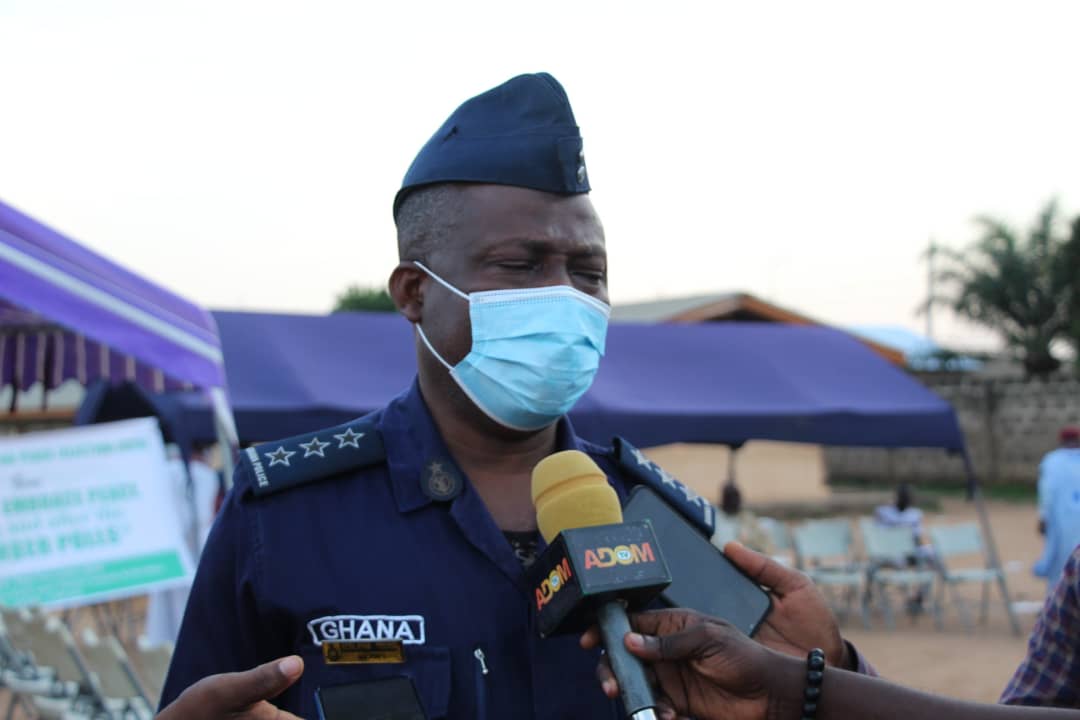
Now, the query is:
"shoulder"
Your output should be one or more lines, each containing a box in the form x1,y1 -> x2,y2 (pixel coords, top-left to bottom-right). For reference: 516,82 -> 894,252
605,435 -> 718,537
237,416 -> 386,499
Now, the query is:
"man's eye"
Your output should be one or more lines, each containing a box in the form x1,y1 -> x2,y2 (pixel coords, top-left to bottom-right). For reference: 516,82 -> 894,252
497,261 -> 535,271
575,270 -> 606,283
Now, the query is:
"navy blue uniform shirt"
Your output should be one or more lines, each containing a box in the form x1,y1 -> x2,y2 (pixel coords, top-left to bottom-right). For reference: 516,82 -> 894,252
159,380 -> 666,719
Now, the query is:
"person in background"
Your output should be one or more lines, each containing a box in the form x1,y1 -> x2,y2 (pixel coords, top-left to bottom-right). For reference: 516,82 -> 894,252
718,482 -> 772,554
1034,426 -> 1080,588
145,442 -> 221,645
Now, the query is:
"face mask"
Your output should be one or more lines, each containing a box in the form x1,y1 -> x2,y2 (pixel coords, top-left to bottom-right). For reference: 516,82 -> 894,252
413,261 -> 610,431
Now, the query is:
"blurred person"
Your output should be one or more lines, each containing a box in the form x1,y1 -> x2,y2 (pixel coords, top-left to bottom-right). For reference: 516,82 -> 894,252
585,543 -> 1080,718
720,481 -> 773,554
145,442 -> 221,645
1001,545 -> 1080,707
158,73 -> 867,718
1034,426 -> 1080,587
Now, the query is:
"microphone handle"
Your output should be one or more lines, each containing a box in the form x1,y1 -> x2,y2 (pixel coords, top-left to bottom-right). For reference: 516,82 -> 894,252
597,601 -> 659,720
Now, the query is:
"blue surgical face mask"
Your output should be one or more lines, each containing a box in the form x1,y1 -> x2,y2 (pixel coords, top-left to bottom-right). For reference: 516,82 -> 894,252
413,261 -> 610,431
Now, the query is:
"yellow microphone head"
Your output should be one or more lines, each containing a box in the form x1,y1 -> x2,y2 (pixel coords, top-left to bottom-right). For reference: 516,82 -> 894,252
532,450 -> 623,543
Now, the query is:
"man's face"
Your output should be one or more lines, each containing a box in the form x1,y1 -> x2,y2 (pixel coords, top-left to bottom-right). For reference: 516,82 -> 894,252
417,184 -> 608,368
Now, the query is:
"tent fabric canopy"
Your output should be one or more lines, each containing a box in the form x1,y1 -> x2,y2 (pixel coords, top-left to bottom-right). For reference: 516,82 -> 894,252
0,199 -> 225,392
93,310 -> 964,452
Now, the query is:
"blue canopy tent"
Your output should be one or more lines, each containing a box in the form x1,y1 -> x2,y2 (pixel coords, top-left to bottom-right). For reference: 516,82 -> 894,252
87,311 -> 964,450
0,198 -> 238,475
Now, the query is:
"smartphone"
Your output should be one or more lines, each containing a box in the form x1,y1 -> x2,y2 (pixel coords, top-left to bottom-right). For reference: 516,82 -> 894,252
314,677 -> 427,720
622,485 -> 772,636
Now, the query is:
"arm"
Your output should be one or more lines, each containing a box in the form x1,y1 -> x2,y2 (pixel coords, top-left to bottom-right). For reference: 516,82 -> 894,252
158,464 -> 269,708
589,609 -> 1080,720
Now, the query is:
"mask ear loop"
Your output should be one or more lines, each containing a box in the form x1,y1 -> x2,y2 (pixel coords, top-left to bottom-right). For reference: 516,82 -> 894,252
412,260 -> 467,371
413,260 -> 470,300
415,324 -> 454,371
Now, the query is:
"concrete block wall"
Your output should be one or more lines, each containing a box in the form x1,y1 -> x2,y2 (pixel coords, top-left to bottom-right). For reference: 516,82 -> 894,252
825,375 -> 1080,487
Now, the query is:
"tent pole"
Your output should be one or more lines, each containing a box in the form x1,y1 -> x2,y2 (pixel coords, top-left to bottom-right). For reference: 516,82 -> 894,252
963,449 -> 1021,636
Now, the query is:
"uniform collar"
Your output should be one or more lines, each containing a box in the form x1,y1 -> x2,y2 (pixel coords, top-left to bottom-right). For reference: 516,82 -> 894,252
378,378 -> 591,514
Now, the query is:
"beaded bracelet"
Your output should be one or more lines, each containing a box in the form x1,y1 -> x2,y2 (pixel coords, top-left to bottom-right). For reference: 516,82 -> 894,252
801,648 -> 826,719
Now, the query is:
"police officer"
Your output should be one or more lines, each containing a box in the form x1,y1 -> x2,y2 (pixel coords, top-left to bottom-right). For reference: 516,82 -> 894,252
160,72 -> 852,719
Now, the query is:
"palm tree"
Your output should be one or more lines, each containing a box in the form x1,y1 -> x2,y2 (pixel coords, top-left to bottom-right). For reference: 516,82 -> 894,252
929,200 -> 1076,377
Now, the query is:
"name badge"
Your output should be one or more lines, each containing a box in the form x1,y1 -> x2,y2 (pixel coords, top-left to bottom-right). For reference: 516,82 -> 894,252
323,640 -> 405,665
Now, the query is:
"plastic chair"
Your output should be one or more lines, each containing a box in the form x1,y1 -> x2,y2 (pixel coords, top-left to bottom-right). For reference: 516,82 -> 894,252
929,522 -> 1008,631
792,519 -> 869,627
126,639 -> 173,711
858,518 -> 941,630
75,629 -> 153,720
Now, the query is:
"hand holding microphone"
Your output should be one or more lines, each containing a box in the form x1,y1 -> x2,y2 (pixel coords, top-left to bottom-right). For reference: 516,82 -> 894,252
529,450 -> 672,720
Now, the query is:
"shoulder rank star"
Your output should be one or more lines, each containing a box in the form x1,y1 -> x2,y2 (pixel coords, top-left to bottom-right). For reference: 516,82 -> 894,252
265,446 -> 296,468
333,427 -> 364,449
299,437 -> 331,458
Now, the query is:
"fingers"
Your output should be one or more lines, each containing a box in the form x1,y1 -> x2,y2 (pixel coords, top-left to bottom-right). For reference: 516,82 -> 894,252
595,652 -> 618,698
723,541 -> 808,597
200,655 -> 305,710
580,625 -> 601,651
625,625 -> 718,663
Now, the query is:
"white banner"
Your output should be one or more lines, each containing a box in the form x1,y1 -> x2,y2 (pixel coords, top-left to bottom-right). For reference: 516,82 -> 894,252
0,418 -> 195,608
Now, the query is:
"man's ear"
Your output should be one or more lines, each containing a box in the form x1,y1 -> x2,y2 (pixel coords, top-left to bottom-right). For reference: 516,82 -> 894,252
389,262 -> 425,323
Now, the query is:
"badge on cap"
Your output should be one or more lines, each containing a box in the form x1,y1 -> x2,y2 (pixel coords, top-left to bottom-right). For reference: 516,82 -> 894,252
423,459 -> 463,502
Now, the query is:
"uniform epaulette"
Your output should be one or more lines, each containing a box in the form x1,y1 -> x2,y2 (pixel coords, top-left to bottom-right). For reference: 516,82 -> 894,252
242,420 -> 385,498
611,436 -> 717,537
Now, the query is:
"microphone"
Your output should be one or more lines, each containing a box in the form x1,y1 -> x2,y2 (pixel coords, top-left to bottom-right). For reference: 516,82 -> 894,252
528,450 -> 671,720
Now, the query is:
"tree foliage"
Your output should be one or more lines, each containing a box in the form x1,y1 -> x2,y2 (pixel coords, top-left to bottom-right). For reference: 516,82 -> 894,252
930,200 -> 1079,377
333,285 -> 397,313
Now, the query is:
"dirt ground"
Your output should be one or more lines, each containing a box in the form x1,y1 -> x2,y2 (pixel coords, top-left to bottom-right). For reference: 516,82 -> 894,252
838,497 -> 1048,704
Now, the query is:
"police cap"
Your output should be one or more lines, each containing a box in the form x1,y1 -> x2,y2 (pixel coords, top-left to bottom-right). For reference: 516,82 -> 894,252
394,72 -> 590,217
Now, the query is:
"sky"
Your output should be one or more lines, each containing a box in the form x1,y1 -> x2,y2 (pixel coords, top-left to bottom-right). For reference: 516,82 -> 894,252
2,0 -> 1078,353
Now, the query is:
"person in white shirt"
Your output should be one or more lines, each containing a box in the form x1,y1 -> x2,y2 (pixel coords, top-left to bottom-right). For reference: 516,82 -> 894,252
145,443 -> 221,645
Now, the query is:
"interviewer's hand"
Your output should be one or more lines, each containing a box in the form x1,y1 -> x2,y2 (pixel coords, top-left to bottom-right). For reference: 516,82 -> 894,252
156,656 -> 305,720
722,542 -> 851,669
583,609 -> 779,720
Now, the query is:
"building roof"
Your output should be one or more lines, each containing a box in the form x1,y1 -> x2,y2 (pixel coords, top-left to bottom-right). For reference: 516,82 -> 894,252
612,292 -> 906,365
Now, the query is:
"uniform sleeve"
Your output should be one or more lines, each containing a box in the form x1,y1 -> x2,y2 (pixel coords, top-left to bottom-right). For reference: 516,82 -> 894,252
157,462 -> 266,709
1000,548 -> 1080,706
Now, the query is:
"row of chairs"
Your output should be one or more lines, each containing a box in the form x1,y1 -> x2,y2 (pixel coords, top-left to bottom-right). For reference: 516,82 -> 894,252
1,606 -> 171,720
784,518 -> 1006,631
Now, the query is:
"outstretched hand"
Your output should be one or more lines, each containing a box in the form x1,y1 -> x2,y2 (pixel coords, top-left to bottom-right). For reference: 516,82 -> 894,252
722,542 -> 850,669
582,609 -> 778,720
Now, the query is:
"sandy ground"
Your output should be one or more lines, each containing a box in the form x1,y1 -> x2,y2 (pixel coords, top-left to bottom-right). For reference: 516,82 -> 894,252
838,497 -> 1047,704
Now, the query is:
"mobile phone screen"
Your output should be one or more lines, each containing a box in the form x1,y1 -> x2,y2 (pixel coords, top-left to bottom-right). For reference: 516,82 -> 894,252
315,677 -> 427,720
622,486 -> 772,636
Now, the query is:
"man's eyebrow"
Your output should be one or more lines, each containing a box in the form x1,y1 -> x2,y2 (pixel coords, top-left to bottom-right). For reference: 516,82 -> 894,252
488,238 -> 607,257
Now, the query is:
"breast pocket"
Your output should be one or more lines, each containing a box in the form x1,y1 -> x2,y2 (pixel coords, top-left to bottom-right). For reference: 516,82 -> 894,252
299,645 -> 451,719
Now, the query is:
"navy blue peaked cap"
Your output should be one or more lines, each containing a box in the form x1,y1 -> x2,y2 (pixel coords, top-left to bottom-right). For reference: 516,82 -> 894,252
394,72 -> 590,217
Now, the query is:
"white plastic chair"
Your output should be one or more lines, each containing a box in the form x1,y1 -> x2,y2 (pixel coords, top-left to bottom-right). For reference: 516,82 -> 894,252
858,518 -> 941,630
792,519 -> 869,627
929,522 -> 1008,631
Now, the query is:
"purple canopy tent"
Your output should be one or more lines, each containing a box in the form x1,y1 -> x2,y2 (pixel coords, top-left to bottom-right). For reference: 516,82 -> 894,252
0,198 -> 237,458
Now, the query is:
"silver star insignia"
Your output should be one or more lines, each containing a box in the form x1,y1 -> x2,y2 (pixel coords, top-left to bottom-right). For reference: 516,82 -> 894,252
630,447 -> 651,467
333,427 -> 364,449
265,446 -> 296,468
299,437 -> 330,458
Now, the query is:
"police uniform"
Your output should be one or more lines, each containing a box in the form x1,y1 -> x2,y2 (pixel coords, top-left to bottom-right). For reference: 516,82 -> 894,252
159,382 -> 716,718
159,73 -> 718,718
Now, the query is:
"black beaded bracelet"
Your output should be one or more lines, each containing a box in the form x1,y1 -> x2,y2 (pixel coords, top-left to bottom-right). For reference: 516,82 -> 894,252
801,648 -> 826,719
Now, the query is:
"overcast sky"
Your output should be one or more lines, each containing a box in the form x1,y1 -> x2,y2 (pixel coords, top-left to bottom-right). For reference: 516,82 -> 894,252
2,0 -> 1078,351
